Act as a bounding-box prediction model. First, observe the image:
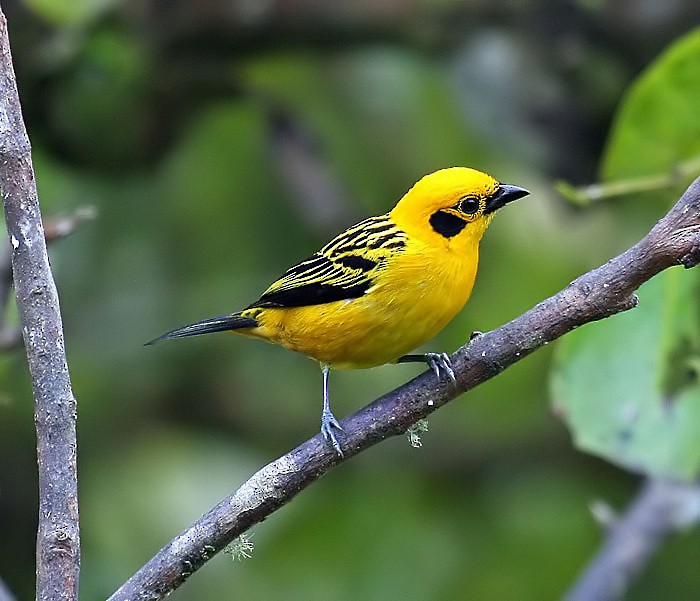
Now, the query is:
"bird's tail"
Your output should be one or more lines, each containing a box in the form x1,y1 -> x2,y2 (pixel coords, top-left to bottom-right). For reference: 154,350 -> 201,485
145,312 -> 258,345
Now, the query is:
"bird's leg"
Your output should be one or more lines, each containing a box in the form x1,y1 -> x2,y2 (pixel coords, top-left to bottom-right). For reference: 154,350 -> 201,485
320,364 -> 344,456
397,353 -> 456,385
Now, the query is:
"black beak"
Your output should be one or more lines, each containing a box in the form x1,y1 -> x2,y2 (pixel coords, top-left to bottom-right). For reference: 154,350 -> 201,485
484,184 -> 530,214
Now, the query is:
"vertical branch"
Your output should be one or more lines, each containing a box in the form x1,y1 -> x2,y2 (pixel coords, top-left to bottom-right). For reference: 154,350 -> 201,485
0,6 -> 80,601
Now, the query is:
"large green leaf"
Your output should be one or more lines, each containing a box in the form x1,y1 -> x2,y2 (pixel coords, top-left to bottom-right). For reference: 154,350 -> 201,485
601,28 -> 700,203
553,29 -> 700,480
551,268 -> 700,480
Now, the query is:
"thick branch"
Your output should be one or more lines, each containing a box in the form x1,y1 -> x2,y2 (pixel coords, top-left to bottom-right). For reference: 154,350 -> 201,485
565,478 -> 700,601
110,175 -> 700,600
0,7 -> 80,601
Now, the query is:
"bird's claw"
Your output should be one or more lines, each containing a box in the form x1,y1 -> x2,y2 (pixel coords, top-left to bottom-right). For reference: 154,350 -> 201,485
321,409 -> 344,457
425,352 -> 456,385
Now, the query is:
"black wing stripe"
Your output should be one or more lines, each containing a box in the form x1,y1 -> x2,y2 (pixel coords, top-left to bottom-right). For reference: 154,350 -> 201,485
250,281 -> 371,308
321,217 -> 396,253
378,239 -> 406,250
368,231 -> 405,249
283,257 -> 327,278
335,255 -> 378,271
249,214 -> 408,309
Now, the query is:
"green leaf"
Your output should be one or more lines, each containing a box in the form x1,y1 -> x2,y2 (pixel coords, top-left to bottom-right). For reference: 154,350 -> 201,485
551,268 -> 700,481
600,28 -> 700,203
552,29 -> 700,480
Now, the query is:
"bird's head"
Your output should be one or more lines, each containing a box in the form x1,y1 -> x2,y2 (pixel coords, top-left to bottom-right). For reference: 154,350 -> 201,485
389,167 -> 529,246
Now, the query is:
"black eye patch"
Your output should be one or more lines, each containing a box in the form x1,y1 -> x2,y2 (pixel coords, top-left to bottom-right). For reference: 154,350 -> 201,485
429,210 -> 467,238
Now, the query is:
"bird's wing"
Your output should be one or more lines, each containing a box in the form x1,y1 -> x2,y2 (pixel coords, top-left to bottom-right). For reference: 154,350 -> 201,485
248,215 -> 407,308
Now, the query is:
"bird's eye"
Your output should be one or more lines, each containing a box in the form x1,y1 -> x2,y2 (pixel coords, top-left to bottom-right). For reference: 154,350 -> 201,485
459,196 -> 481,215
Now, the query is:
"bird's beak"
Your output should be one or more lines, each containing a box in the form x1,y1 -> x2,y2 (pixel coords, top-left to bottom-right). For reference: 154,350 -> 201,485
484,184 -> 530,214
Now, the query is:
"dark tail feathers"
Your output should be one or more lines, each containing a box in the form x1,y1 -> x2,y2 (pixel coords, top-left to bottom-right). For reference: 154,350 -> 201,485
145,313 -> 257,345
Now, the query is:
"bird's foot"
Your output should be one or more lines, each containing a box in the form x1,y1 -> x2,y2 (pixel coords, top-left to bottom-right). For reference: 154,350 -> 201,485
321,409 -> 344,457
469,330 -> 483,341
424,352 -> 456,385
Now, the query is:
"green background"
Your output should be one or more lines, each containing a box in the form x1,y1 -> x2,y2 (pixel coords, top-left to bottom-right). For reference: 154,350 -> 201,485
1,1 -> 700,599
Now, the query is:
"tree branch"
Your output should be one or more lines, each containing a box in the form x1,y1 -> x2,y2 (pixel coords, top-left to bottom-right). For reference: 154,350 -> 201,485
0,578 -> 16,601
0,324 -> 21,351
109,171 -> 700,599
0,231 -> 12,328
0,206 -> 96,354
0,7 -> 80,601
565,477 -> 700,601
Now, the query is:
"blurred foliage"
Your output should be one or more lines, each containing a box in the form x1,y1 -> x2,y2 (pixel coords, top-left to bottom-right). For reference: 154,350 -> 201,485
1,1 -> 699,600
553,29 -> 700,482
24,0 -> 115,26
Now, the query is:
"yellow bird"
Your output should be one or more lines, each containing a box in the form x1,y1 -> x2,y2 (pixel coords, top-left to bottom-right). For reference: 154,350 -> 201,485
148,167 -> 528,454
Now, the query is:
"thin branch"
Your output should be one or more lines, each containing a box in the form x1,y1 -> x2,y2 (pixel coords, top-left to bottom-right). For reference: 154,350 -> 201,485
565,478 -> 700,601
0,7 -> 80,601
556,154 -> 700,206
0,578 -> 16,601
109,168 -> 700,600
0,206 -> 95,350
0,324 -> 21,351
268,110 -> 356,229
42,205 -> 97,242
